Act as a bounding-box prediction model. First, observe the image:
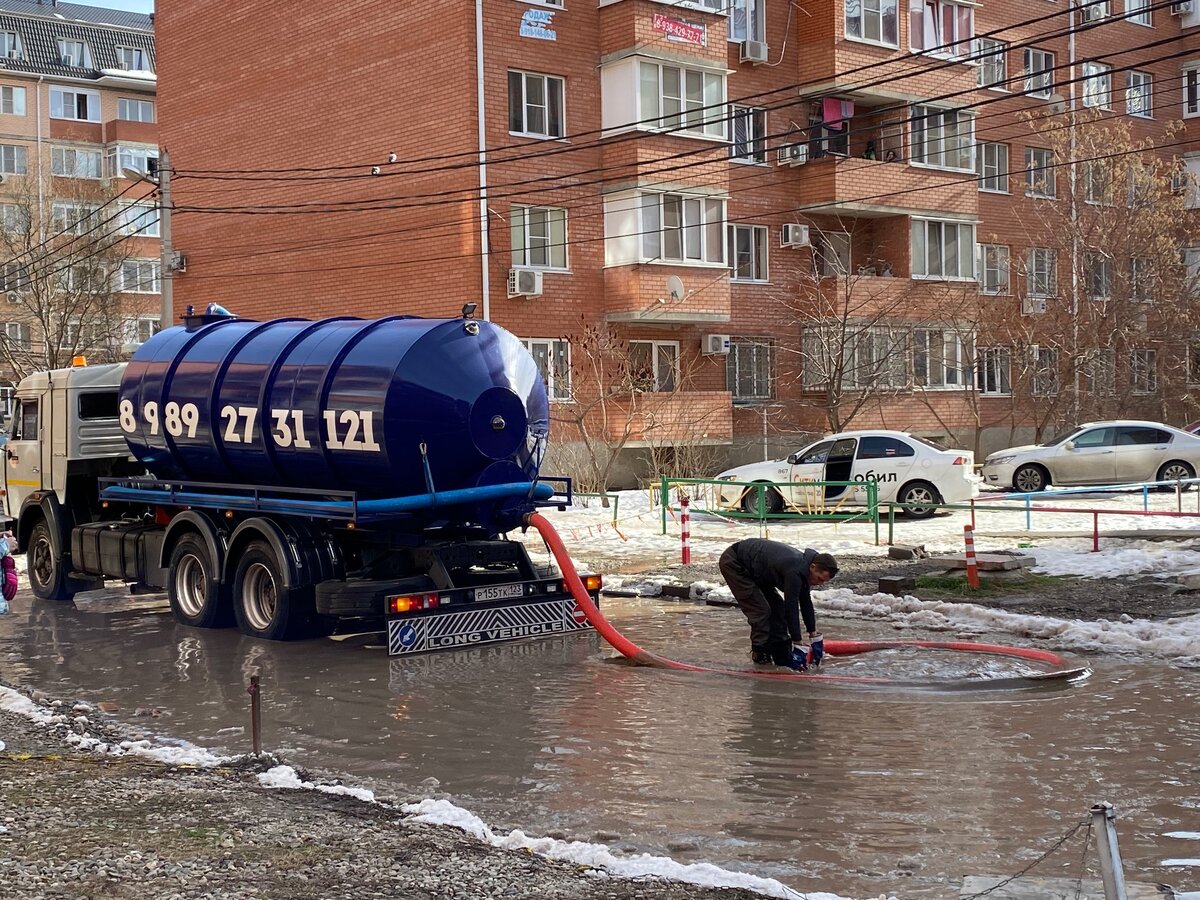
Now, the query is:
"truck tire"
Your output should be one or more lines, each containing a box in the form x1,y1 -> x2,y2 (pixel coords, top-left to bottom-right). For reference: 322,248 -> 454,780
167,534 -> 233,629
233,541 -> 332,640
27,520 -> 75,603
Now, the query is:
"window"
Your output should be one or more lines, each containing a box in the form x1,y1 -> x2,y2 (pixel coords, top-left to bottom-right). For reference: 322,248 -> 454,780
13,397 -> 37,439
979,244 -> 1010,294
858,436 -> 916,459
910,105 -> 973,170
1023,48 -> 1055,99
729,224 -> 768,281
1032,346 -> 1059,397
1,85 -> 25,116
109,145 -> 159,178
801,325 -> 909,390
977,142 -> 1009,192
0,32 -> 22,59
4,321 -> 31,350
57,39 -> 90,67
1189,344 -> 1200,386
1074,427 -> 1115,448
117,97 -> 155,123
910,219 -> 975,279
507,70 -> 564,139
511,205 -> 567,270
78,391 -> 119,419
731,0 -> 766,42
1081,351 -> 1115,396
52,201 -> 99,235
976,38 -> 1007,89
521,338 -> 571,402
846,0 -> 898,46
1131,257 -> 1154,302
1026,248 -> 1057,298
1085,253 -> 1113,300
1116,425 -> 1169,445
135,317 -> 161,345
638,60 -> 725,139
51,146 -> 102,179
1127,0 -> 1152,24
729,105 -> 767,163
1184,66 -> 1198,118
1082,62 -> 1112,110
0,204 -> 28,233
976,347 -> 1011,395
914,328 -> 971,388
1082,160 -> 1112,205
1130,349 -> 1157,395
1,262 -> 29,293
116,46 -> 145,70
121,259 -> 161,293
118,204 -> 160,237
909,0 -> 974,58
1025,147 -> 1055,198
50,87 -> 99,121
1123,71 -> 1152,118
0,144 -> 26,175
640,193 -> 725,265
629,340 -> 679,392
814,231 -> 850,276
727,340 -> 773,400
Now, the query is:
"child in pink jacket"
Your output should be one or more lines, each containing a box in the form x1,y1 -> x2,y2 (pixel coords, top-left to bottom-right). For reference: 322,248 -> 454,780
0,531 -> 16,614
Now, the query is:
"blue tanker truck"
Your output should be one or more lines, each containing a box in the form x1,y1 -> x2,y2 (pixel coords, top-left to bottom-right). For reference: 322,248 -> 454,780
1,307 -> 600,655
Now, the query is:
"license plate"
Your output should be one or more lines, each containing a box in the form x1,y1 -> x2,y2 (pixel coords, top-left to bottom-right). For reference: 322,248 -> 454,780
476,583 -> 524,601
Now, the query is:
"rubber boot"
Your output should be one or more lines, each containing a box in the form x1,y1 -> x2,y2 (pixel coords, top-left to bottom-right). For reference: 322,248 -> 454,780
750,646 -> 773,665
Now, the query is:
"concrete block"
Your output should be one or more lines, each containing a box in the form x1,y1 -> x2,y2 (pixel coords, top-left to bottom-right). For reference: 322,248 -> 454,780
946,553 -> 1026,571
879,575 -> 916,595
887,544 -> 928,561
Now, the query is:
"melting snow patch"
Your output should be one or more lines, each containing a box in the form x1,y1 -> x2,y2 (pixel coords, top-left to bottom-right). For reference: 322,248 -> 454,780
1029,541 -> 1200,579
257,764 -> 375,803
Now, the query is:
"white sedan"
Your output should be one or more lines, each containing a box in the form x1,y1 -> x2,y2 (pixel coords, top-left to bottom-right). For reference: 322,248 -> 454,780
714,430 -> 980,519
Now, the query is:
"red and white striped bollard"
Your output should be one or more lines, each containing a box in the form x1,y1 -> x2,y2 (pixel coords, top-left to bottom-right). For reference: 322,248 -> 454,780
680,493 -> 691,565
963,524 -> 980,590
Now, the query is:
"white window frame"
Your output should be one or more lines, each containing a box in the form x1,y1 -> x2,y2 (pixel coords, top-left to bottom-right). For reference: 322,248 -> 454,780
1085,252 -> 1113,301
801,325 -> 909,391
120,259 -> 161,293
814,230 -> 851,277
1130,349 -> 1157,395
1032,346 -> 1059,397
845,0 -> 899,48
913,328 -> 972,389
1081,350 -> 1115,396
507,70 -> 565,140
1125,71 -> 1152,119
116,46 -> 145,70
1131,256 -> 1154,302
1184,66 -> 1199,119
521,338 -> 572,402
977,142 -> 1009,192
0,144 -> 26,175
57,38 -> 90,68
976,347 -> 1012,396
0,33 -> 22,59
639,192 -> 726,266
117,97 -> 155,123
1126,0 -> 1152,26
730,0 -> 766,43
729,105 -> 767,164
979,244 -> 1010,295
629,340 -> 680,393
1026,248 -> 1057,298
976,37 -> 1008,90
0,85 -> 25,116
727,339 -> 774,401
118,203 -> 160,237
1082,61 -> 1112,110
909,0 -> 974,59
50,86 -> 100,122
910,219 -> 976,281
910,105 -> 974,171
51,146 -> 102,179
0,203 -> 28,234
1023,48 -> 1055,99
1082,160 -> 1113,205
4,321 -> 31,350
638,60 -> 726,140
109,145 -> 160,178
1025,147 -> 1056,198
511,205 -> 568,270
134,317 -> 161,345
1,261 -> 30,293
729,224 -> 769,282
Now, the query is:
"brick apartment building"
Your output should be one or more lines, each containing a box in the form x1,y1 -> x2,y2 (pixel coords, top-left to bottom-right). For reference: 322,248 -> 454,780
0,0 -> 160,416
157,0 -> 1199,482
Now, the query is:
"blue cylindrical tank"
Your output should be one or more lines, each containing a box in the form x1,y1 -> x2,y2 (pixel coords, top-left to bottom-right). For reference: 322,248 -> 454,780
119,314 -> 549,500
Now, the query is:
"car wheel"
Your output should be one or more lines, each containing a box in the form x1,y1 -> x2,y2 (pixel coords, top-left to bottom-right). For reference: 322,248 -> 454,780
741,483 -> 784,515
1157,461 -> 1195,492
1013,464 -> 1049,494
898,481 -> 942,519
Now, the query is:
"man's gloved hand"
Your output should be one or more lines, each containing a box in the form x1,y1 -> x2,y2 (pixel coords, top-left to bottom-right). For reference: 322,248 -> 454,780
788,644 -> 809,672
808,633 -> 825,667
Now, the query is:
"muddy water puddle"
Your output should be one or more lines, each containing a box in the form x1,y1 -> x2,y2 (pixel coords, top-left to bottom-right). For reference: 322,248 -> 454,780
1,589 -> 1198,898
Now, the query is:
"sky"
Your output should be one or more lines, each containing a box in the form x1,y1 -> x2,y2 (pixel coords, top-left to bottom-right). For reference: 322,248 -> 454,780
86,0 -> 153,12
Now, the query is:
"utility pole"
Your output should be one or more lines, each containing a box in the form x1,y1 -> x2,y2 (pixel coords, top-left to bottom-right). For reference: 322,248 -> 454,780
157,149 -> 173,329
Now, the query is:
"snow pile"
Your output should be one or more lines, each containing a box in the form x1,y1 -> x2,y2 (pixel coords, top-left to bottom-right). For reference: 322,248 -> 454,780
257,764 -> 376,802
1027,540 -> 1200,578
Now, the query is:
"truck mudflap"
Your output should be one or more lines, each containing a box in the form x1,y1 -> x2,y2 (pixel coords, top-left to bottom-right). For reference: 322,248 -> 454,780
388,595 -> 592,655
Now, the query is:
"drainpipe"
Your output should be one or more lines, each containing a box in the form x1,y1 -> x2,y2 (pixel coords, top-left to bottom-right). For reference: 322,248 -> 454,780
474,0 -> 491,321
1069,1 -> 1080,422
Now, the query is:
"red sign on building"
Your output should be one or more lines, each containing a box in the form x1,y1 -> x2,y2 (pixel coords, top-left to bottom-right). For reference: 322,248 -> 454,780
652,13 -> 706,46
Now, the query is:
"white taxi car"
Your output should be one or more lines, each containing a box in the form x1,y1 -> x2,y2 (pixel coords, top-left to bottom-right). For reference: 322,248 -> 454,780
714,430 -> 979,518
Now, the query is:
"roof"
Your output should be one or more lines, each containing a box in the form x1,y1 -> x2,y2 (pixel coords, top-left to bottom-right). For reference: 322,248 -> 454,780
0,2 -> 151,31
0,3 -> 154,81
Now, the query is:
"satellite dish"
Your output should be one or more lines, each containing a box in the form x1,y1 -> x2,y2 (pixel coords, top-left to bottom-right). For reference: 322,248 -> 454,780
666,275 -> 686,302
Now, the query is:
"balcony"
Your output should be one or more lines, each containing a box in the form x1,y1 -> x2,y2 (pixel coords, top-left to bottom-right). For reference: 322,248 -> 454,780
105,118 -> 157,145
592,389 -> 734,446
796,155 -> 976,218
603,264 -> 731,325
598,0 -> 728,63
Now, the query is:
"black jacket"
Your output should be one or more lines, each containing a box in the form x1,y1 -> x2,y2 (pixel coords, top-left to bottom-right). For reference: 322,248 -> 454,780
730,539 -> 818,640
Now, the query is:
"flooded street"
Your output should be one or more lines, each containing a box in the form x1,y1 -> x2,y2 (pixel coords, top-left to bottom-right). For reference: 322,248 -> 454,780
2,588 -> 1198,899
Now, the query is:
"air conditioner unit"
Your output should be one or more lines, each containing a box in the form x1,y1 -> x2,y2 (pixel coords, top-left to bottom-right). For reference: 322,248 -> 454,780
507,267 -> 543,298
1080,3 -> 1105,21
702,333 -> 731,355
781,223 -> 811,247
776,143 -> 809,167
1170,170 -> 1190,193
5,292 -> 19,304
1170,1 -> 1192,14
739,40 -> 768,65
1022,297 -> 1048,316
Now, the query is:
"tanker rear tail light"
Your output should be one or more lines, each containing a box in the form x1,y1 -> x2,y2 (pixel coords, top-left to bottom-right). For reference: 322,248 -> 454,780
388,593 -> 440,615
568,574 -> 603,593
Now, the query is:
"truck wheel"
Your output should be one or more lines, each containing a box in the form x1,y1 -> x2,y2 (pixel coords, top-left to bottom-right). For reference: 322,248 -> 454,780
233,541 -> 332,640
167,534 -> 232,629
28,520 -> 75,603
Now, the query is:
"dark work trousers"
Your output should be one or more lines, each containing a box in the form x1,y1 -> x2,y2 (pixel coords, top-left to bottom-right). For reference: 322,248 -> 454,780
718,547 -> 792,665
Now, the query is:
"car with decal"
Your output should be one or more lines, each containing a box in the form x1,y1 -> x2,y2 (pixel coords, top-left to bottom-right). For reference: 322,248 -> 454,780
714,430 -> 979,519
